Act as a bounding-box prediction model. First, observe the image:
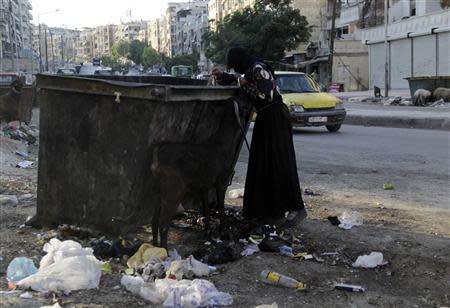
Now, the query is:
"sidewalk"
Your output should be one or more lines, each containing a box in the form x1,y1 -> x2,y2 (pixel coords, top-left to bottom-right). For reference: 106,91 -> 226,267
344,101 -> 450,130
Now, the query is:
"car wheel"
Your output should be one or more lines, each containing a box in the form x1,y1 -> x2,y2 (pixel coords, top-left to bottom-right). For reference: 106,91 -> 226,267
326,124 -> 341,133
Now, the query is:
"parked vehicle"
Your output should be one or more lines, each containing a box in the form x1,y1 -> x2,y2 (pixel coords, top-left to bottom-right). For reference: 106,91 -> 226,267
56,68 -> 77,76
275,71 -> 346,132
171,65 -> 193,78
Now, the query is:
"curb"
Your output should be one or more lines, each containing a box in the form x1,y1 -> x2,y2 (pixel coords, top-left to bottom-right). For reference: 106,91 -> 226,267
344,115 -> 450,130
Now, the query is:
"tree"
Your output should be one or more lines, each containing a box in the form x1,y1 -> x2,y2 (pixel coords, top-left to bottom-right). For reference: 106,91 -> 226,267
142,46 -> 160,67
441,0 -> 450,8
101,55 -> 131,71
163,54 -> 198,72
129,40 -> 147,65
111,40 -> 130,59
203,0 -> 311,64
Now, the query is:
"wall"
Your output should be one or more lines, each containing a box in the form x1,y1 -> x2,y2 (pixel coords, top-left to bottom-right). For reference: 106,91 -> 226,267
333,40 -> 369,91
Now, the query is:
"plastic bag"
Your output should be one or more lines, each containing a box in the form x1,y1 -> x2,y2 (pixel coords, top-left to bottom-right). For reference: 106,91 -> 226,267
228,188 -> 244,199
338,211 -> 363,230
6,257 -> 38,283
127,243 -> 168,269
352,252 -> 387,268
166,256 -> 210,280
17,239 -> 101,293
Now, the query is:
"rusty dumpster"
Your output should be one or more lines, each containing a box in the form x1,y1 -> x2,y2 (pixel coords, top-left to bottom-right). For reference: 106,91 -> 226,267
36,74 -> 251,234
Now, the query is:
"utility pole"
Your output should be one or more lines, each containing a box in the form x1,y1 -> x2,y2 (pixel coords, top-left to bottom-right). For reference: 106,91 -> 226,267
50,31 -> 55,72
384,0 -> 390,97
61,34 -> 64,67
329,0 -> 337,85
38,22 -> 42,72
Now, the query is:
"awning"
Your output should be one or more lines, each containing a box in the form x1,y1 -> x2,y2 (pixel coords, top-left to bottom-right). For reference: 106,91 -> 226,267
296,56 -> 329,68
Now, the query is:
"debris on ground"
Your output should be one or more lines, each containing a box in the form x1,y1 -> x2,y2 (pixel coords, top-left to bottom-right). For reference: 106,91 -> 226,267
6,257 -> 38,289
1,123 -> 38,144
260,270 -> 306,290
127,243 -> 168,269
327,216 -> 340,226
228,188 -> 245,199
19,291 -> 33,299
383,183 -> 394,190
352,252 -> 388,268
334,283 -> 365,293
0,194 -> 19,206
16,160 -> 34,169
338,211 -> 363,230
121,275 -> 233,307
241,244 -> 260,256
15,150 -> 29,158
304,188 -> 320,196
17,239 -> 102,293
278,245 -> 294,257
166,255 -> 211,280
255,303 -> 278,308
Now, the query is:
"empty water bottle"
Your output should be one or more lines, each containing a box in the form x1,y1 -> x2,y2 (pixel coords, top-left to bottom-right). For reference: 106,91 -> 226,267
6,257 -> 38,283
260,270 -> 306,290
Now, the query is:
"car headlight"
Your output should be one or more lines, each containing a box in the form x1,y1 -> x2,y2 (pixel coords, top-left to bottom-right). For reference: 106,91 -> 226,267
292,105 -> 304,113
335,102 -> 345,109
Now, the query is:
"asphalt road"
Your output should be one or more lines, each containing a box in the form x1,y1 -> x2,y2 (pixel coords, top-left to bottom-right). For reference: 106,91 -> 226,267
233,124 -> 450,210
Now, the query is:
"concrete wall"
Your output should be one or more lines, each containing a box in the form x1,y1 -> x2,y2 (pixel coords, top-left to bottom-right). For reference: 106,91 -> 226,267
333,40 -> 369,91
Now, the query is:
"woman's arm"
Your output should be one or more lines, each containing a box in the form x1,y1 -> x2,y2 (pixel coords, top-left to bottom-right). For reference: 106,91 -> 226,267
241,64 -> 275,103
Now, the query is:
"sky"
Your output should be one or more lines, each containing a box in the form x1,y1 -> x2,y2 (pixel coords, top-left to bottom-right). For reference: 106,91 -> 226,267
29,0 -> 189,29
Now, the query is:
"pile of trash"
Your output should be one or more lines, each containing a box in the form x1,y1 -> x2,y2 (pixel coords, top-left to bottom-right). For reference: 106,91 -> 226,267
120,243 -> 233,306
1,122 -> 38,145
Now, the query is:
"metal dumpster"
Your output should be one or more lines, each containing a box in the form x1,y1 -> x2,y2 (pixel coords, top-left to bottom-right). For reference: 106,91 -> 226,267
405,76 -> 450,98
36,74 -> 251,234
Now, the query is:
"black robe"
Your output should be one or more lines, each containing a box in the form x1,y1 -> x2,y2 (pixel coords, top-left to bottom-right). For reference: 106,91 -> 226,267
220,63 -> 305,220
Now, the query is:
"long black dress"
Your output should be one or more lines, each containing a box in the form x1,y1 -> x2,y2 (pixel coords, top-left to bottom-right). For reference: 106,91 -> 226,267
221,62 -> 305,220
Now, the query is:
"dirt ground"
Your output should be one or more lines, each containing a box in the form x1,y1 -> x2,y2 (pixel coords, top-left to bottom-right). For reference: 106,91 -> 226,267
0,131 -> 449,308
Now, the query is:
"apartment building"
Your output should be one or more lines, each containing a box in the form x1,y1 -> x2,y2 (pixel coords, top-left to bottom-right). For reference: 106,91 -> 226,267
115,21 -> 147,42
75,28 -> 94,63
93,25 -> 116,58
208,0 -> 255,30
0,0 -> 33,71
148,19 -> 162,52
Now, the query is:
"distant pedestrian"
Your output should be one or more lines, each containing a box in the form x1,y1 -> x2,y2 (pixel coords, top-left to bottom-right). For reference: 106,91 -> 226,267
212,47 -> 307,227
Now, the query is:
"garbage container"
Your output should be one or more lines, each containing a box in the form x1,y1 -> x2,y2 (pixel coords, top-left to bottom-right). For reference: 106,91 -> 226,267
36,74 -> 251,234
405,76 -> 450,98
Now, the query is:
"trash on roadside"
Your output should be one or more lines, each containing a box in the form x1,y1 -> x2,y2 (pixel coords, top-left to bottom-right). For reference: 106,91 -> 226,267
241,245 -> 260,257
338,211 -> 363,230
228,188 -> 245,199
304,189 -> 320,196
173,222 -> 192,228
17,239 -> 102,293
194,241 -> 241,265
6,257 -> 38,288
278,245 -> 294,257
127,243 -> 168,269
20,291 -> 33,299
166,255 -> 211,280
383,183 -> 394,190
121,275 -> 233,307
321,252 -> 338,256
255,303 -> 278,308
37,230 -> 60,242
260,270 -> 306,290
18,194 -> 34,202
352,252 -> 388,268
101,262 -> 113,274
312,254 -> 325,263
16,161 -> 34,169
334,283 -> 365,293
293,252 -> 313,261
91,238 -> 141,259
258,236 -> 289,252
40,303 -> 62,308
327,216 -> 340,226
15,150 -> 29,158
0,195 -> 19,207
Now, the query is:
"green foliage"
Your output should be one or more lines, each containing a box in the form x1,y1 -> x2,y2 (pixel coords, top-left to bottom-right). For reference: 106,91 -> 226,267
129,40 -> 147,65
101,55 -> 131,71
203,0 -> 311,64
111,40 -> 130,59
441,0 -> 450,8
142,46 -> 160,67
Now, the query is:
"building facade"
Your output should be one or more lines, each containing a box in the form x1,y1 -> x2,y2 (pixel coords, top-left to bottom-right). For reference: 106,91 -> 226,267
208,0 -> 255,30
93,25 -> 116,58
0,0 -> 33,71
360,0 -> 450,90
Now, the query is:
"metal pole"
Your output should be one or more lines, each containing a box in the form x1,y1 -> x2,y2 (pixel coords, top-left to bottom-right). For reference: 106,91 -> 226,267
44,27 -> 48,71
61,35 -> 64,67
384,0 -> 389,97
50,31 -> 55,72
38,21 -> 42,72
329,0 -> 337,85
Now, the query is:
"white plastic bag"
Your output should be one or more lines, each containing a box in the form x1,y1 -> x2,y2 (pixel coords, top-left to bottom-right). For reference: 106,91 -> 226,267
17,239 -> 101,293
338,211 -> 363,230
228,188 -> 244,199
352,252 -> 387,268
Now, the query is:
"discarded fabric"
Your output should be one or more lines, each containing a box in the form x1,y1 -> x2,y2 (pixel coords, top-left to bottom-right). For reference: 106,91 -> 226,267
228,188 -> 244,199
352,252 -> 387,268
17,239 -> 102,293
121,275 -> 233,307
166,255 -> 210,280
338,211 -> 363,230
127,243 -> 168,269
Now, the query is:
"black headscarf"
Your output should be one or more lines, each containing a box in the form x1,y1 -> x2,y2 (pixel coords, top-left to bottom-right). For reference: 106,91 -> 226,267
226,47 -> 257,74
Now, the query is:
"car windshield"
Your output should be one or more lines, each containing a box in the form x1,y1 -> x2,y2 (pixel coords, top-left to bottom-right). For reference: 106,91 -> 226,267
277,74 -> 318,93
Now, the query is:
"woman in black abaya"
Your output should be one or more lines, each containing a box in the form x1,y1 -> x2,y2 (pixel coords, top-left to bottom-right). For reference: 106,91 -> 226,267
213,47 -> 307,226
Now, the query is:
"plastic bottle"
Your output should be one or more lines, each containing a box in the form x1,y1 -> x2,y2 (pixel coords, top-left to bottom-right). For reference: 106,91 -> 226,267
260,270 -> 306,290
